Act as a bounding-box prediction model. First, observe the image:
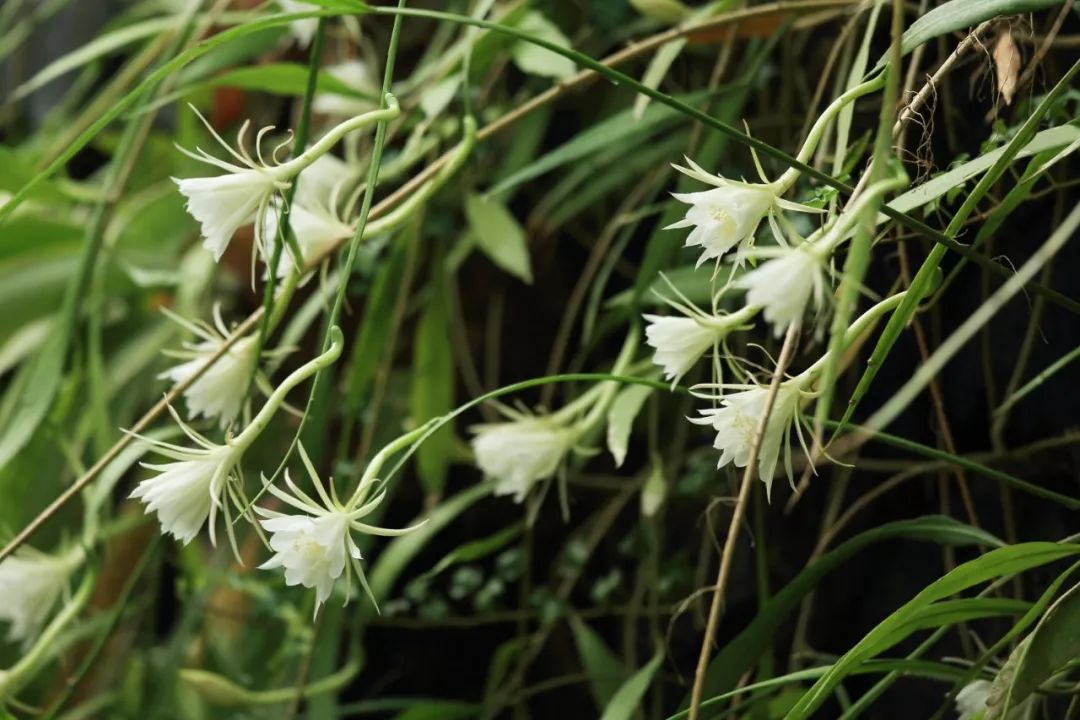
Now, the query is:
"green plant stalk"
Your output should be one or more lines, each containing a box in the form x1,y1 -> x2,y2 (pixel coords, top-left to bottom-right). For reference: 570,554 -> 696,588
178,659 -> 358,707
232,327 -> 344,452
774,74 -> 885,191
246,17 -> 328,410
811,0 -> 905,449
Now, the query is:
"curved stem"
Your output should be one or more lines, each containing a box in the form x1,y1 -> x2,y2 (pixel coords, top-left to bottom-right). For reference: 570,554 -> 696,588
233,326 -> 344,450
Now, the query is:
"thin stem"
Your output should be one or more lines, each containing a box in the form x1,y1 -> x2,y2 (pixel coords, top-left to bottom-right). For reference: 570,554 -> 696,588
688,321 -> 801,720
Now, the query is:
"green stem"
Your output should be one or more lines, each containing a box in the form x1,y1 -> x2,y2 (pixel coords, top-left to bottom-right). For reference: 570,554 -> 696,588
775,75 -> 885,192
798,291 -> 908,384
233,327 -> 344,450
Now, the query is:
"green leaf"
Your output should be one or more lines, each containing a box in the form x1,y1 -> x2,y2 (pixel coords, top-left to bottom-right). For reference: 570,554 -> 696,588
997,580 -> 1080,715
786,543 -> 1080,719
464,194 -> 532,283
695,516 -> 1001,702
632,38 -> 686,119
600,652 -> 663,720
199,62 -> 373,98
606,384 -> 652,468
886,125 -> 1080,217
569,615 -> 630,711
367,483 -> 492,606
420,523 -> 524,582
873,0 -> 1062,70
487,89 -> 709,198
510,11 -> 575,79
411,258 -> 454,495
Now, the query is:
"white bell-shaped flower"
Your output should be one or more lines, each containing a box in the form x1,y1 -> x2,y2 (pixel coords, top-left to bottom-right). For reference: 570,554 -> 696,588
736,243 -> 828,336
257,446 -> 422,615
471,414 -> 578,502
129,410 -> 245,545
644,316 -> 719,383
159,307 -> 263,427
668,156 -> 820,266
0,546 -> 82,643
643,288 -> 756,385
692,381 -> 805,499
174,112 -> 295,261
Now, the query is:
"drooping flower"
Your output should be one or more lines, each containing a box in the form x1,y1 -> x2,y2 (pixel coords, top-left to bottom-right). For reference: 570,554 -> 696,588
644,316 -> 720,384
470,414 -> 578,502
692,381 -> 805,499
129,411 -> 245,545
261,199 -> 355,277
643,293 -> 757,385
955,681 -> 990,720
257,447 -> 422,615
159,307 -> 264,426
133,327 -> 346,549
736,243 -> 828,336
313,60 -> 378,117
0,547 -> 83,643
174,111 -> 295,261
174,100 -> 398,264
668,156 -> 820,266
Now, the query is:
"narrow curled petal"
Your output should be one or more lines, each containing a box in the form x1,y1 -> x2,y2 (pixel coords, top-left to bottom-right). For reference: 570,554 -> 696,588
470,417 -> 574,502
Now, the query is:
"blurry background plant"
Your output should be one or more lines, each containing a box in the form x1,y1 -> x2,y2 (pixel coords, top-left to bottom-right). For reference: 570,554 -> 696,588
0,0 -> 1079,719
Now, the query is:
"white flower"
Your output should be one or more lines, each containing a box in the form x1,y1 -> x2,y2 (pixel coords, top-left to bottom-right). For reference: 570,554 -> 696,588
471,415 -> 577,502
668,156 -> 821,266
175,102 -> 398,264
257,448 -> 422,615
295,152 -> 355,210
262,199 -> 355,276
129,415 -> 244,545
736,244 -> 828,336
278,0 -> 318,48
692,382 -> 804,499
0,547 -> 82,643
669,184 -> 776,265
313,60 -> 378,117
955,680 -> 990,720
260,511 -> 356,609
644,316 -> 719,384
159,307 -> 263,426
174,111 -> 293,261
